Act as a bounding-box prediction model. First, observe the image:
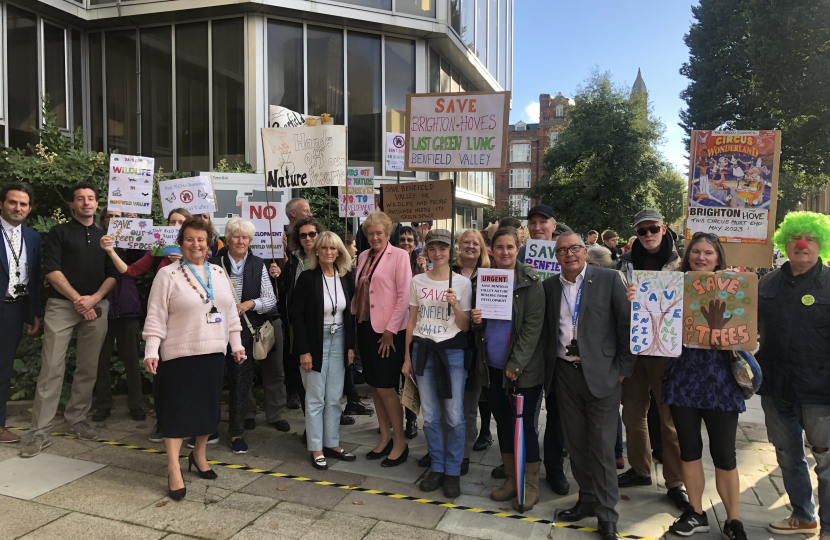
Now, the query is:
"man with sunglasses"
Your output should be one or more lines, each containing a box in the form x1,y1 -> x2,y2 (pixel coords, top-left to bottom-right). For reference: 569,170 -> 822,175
615,209 -> 688,509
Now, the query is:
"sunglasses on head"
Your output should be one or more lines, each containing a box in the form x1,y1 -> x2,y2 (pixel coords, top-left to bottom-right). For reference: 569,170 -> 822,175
636,225 -> 662,236
299,231 -> 318,240
692,232 -> 721,243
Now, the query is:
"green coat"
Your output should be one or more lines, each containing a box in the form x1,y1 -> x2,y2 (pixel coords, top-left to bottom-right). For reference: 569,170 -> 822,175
473,262 -> 546,390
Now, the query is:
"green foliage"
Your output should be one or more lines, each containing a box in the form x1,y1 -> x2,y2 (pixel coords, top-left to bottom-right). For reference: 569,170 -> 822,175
213,159 -> 255,174
654,164 -> 688,228
305,187 -> 345,233
775,172 -> 810,226
483,201 -> 523,227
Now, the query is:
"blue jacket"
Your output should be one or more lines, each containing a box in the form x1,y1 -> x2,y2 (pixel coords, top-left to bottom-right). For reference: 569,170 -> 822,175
0,225 -> 43,324
756,260 -> 830,405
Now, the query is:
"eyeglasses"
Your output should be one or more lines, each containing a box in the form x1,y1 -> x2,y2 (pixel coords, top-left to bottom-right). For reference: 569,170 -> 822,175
399,237 -> 414,243
299,231 -> 318,240
554,245 -> 585,256
636,225 -> 662,236
692,232 -> 721,243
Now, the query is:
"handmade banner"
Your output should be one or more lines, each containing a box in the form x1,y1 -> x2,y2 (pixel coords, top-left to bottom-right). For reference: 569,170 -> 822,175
381,180 -> 453,223
261,125 -> 347,189
630,271 -> 684,357
106,218 -> 155,250
268,105 -> 333,129
401,376 -> 420,416
523,239 -> 561,280
344,167 -> 375,217
476,269 -> 513,320
405,91 -> 510,172
149,226 -> 182,257
240,202 -> 285,260
338,188 -> 347,218
682,271 -> 758,351
107,154 -> 154,214
385,132 -> 406,172
159,175 -> 217,217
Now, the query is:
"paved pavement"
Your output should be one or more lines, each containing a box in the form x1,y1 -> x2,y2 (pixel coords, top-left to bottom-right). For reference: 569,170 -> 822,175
0,393 -> 820,540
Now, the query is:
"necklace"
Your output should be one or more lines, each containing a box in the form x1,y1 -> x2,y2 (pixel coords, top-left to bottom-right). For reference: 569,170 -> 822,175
179,260 -> 213,304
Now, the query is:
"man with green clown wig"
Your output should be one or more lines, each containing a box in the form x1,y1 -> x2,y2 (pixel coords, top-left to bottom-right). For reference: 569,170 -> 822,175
756,211 -> 830,540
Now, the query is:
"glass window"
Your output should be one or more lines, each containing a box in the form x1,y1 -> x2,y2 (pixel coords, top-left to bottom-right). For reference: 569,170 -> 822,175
428,48 -> 440,93
556,104 -> 564,117
7,6 -> 39,150
509,168 -> 530,188
385,37 -> 415,177
307,26 -> 344,124
398,0 -> 435,17
448,0 -> 460,33
176,22 -> 210,171
140,26 -> 173,172
212,18 -> 246,167
510,194 -> 529,216
72,29 -> 83,134
267,19 -> 304,116
549,131 -> 558,147
509,143 -> 530,162
461,0 -> 475,52
106,30 -> 138,155
499,0 -> 507,86
336,0 -> 391,9
488,0 -> 497,75
440,58 -> 451,93
476,0 -> 487,64
451,69 -> 460,93
347,31 -> 381,172
43,24 -> 67,129
88,32 -> 104,152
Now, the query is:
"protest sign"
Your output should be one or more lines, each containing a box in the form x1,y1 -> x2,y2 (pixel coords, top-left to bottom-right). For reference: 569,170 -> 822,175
381,180 -> 453,223
385,133 -> 406,172
159,175 -> 217,217
630,271 -> 684,357
405,91 -> 510,172
261,125 -> 347,189
523,239 -> 561,280
476,269 -> 513,320
149,226 -> 181,257
338,187 -> 347,218
240,202 -> 285,260
401,376 -> 420,416
107,154 -> 154,214
107,218 -> 155,250
682,271 -> 758,351
344,167 -> 375,217
268,105 -> 333,128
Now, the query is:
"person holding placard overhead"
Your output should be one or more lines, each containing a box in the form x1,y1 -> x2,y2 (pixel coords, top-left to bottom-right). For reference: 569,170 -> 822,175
470,226 -> 545,511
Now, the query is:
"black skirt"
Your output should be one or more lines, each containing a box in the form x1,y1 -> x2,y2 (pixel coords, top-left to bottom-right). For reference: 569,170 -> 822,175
357,322 -> 405,389
157,352 -> 224,438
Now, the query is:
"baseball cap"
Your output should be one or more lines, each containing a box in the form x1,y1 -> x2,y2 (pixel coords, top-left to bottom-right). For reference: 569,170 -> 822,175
633,209 -> 664,228
553,222 -> 573,236
412,220 -> 433,227
424,229 -> 452,246
527,204 -> 556,220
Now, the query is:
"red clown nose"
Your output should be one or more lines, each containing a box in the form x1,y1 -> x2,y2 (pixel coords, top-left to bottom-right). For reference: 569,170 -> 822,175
795,239 -> 809,250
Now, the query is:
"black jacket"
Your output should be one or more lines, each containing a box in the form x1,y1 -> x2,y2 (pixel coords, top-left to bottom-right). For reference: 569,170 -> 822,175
756,260 -> 830,405
289,266 -> 356,372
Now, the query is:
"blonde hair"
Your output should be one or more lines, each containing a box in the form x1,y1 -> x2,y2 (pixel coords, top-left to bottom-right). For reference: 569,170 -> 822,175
307,231 -> 353,277
362,211 -> 393,236
453,229 -> 491,269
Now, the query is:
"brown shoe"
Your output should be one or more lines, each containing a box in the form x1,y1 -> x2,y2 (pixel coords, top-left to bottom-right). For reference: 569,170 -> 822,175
0,426 -> 21,443
768,516 -> 819,535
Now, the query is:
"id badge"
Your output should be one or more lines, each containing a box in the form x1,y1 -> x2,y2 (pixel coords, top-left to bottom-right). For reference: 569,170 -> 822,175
330,325 -> 338,335
207,312 -> 223,324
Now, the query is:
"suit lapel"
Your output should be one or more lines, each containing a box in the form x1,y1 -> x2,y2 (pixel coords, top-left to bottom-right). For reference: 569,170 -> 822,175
0,226 -> 9,276
550,278 -> 562,334
577,264 -> 595,326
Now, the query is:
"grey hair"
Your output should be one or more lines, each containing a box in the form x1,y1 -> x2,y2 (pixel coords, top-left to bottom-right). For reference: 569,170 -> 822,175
554,231 -> 584,247
224,217 -> 256,241
285,197 -> 308,218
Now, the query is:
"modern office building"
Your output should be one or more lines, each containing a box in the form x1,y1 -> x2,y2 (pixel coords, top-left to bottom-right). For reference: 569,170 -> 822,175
4,0 -> 512,229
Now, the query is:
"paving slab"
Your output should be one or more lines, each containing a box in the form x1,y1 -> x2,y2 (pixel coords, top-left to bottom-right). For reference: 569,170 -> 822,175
216,492 -> 279,513
0,495 -> 68,540
363,521 -> 450,540
81,444 -> 168,474
247,501 -> 326,539
436,507 -> 552,540
0,453 -> 105,500
299,510 -> 377,540
166,505 -> 263,540
333,490 -> 447,528
19,512 -> 166,540
239,474 -> 351,509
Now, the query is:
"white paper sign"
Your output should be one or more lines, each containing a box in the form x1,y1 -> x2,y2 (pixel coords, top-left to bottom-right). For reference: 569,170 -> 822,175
159,175 -> 217,217
630,271 -> 684,357
476,269 -> 514,320
268,105 -> 333,129
107,154 -> 154,214
345,167 -> 375,217
239,202 -> 285,260
385,132 -> 406,172
338,187 -> 347,218
149,226 -> 182,257
523,239 -> 561,280
261,125 -> 347,189
107,217 -> 155,250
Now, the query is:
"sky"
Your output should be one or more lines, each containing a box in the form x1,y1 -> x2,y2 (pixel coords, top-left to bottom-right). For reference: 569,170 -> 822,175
508,0 -> 699,174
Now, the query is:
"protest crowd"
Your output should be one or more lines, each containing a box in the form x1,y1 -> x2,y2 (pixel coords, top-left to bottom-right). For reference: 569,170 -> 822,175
2,178 -> 830,540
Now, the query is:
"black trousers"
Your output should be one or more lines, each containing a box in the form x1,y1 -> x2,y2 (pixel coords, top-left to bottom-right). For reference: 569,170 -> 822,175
544,390 -> 567,472
484,365 -> 542,463
0,300 -> 25,426
94,317 -> 144,414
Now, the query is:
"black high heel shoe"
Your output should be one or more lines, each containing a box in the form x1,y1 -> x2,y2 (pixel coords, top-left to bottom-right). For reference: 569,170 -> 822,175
381,444 -> 409,467
168,472 -> 186,501
366,438 -> 394,460
188,451 -> 218,480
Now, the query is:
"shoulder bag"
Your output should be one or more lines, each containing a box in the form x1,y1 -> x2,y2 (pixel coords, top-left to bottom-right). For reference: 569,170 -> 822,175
729,350 -> 763,399
222,260 -> 275,360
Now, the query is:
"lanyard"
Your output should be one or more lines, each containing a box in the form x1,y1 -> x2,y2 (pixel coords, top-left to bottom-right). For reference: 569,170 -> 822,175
2,226 -> 23,276
184,258 -> 214,301
563,279 -> 583,336
323,272 -> 338,320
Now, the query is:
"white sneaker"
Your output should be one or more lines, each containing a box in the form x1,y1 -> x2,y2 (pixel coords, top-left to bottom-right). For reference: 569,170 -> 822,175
767,516 -> 819,536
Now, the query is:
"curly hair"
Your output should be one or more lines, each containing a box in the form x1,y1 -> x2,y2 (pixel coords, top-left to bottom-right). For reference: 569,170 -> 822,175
773,211 -> 830,260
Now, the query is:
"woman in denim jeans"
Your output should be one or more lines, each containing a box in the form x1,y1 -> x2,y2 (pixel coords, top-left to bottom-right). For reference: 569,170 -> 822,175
403,229 -> 472,498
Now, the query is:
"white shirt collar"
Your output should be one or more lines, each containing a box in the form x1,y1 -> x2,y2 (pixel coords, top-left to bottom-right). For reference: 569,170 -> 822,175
0,216 -> 21,234
559,263 -> 587,286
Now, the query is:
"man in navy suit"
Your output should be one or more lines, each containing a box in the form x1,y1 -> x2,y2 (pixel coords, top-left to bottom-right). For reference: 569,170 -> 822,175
0,181 -> 42,443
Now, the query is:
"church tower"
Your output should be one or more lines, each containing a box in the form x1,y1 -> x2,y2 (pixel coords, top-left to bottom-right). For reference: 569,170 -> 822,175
631,68 -> 648,99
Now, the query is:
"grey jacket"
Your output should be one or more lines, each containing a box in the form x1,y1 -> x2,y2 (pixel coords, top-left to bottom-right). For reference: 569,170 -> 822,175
543,264 -> 635,399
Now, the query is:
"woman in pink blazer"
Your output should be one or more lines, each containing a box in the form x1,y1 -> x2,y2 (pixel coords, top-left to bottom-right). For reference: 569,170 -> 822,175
353,211 -> 412,467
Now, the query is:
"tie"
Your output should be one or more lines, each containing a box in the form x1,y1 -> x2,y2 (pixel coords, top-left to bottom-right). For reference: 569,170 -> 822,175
8,228 -> 20,298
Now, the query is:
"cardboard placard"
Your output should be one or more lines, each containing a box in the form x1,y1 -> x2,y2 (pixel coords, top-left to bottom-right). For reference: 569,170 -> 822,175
522,239 -> 561,280
401,375 -> 420,416
239,202 -> 285,260
261,125 -> 347,189
630,271 -> 684,357
268,105 -> 333,128
337,187 -> 347,218
149,226 -> 182,257
385,132 -> 406,172
344,167 -> 375,217
405,91 -> 510,172
476,269 -> 513,320
682,271 -> 758,351
107,154 -> 154,214
106,218 -> 155,250
381,180 -> 453,223
159,175 -> 217,217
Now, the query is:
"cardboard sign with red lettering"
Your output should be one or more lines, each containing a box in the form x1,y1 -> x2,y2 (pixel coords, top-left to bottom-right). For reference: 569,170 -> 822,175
682,271 -> 758,351
240,202 -> 285,260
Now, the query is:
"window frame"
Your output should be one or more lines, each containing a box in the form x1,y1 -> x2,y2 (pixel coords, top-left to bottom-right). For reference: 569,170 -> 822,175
509,167 -> 530,188
509,142 -> 530,163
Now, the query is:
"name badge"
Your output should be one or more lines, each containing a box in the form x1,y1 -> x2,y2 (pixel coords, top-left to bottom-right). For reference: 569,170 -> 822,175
330,325 -> 339,335
207,312 -> 223,324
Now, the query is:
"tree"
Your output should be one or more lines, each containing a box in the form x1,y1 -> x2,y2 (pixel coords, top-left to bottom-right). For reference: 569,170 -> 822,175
654,164 -> 688,228
527,70 -> 666,236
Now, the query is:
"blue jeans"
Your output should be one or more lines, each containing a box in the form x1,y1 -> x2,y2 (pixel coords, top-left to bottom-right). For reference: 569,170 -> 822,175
301,326 -> 346,451
762,395 -> 830,534
414,344 -> 467,476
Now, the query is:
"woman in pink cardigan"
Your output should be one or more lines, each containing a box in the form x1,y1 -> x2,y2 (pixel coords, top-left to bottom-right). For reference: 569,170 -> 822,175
353,211 -> 412,467
142,217 -> 245,501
